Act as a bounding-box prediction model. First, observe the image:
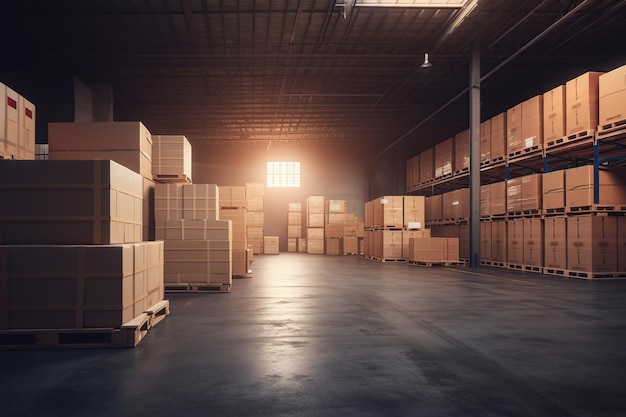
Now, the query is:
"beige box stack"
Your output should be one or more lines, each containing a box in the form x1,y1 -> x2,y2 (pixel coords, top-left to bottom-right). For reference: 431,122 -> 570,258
246,183 -> 265,254
263,236 -> 279,255
219,185 -> 253,276
287,202 -> 302,252
543,85 -> 566,148
490,113 -> 507,163
480,119 -> 491,164
324,199 -> 346,255
406,237 -> 459,264
598,64 -> 626,134
434,137 -> 454,178
0,159 -> 165,332
1,82 -> 36,160
306,196 -> 325,254
152,135 -> 192,183
454,129 -> 470,174
420,148 -> 434,183
566,71 -> 603,136
156,183 -> 234,286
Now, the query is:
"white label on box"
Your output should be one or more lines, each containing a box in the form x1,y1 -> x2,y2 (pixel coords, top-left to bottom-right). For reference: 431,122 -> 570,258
381,199 -> 388,204
452,201 -> 460,206
408,222 -> 421,229
524,137 -> 535,148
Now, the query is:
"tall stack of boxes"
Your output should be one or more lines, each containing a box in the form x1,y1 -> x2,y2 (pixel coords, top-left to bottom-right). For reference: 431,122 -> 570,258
324,199 -> 347,255
245,183 -> 265,255
219,185 -> 252,276
306,196 -> 325,254
1,82 -> 36,160
287,203 -> 302,252
0,158 -> 165,332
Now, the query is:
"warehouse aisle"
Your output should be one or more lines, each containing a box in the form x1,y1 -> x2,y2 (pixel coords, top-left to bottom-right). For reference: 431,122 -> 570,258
2,254 -> 626,417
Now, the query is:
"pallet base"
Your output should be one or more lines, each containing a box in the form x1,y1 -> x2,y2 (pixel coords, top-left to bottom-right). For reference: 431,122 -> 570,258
481,260 -> 507,268
153,174 -> 191,184
365,256 -> 405,263
0,300 -> 170,350
165,283 -> 231,293
407,260 -> 463,267
566,205 -> 626,214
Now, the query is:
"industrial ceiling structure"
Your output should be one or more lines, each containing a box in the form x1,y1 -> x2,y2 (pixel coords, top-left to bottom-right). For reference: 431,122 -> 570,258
1,0 -> 626,156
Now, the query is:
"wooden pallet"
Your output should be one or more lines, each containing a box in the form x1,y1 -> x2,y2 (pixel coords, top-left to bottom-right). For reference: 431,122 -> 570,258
566,205 -> 626,214
543,267 -> 567,277
233,273 -> 253,279
522,265 -> 543,273
0,300 -> 170,350
480,260 -> 507,268
564,270 -> 626,280
545,129 -> 595,150
365,256 -> 405,263
407,260 -> 464,267
507,145 -> 542,162
165,283 -> 231,293
597,119 -> 626,139
453,167 -> 469,176
507,263 -> 524,271
153,174 -> 192,184
543,208 -> 566,216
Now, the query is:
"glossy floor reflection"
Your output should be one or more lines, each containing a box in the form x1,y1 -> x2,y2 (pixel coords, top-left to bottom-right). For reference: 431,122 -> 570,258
2,253 -> 626,417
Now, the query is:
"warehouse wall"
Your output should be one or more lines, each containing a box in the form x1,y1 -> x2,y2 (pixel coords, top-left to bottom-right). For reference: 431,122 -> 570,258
193,143 -> 370,251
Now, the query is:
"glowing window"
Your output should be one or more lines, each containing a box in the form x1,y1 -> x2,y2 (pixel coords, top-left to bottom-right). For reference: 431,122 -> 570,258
267,162 -> 300,188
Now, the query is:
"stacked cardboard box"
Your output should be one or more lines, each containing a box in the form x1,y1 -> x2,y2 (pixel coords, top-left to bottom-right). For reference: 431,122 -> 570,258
406,237 -> 459,263
263,236 -> 279,255
219,185 -> 253,274
287,202 -> 302,252
543,85 -> 566,147
420,148 -> 434,183
306,196 -> 325,254
156,183 -> 234,286
598,64 -> 626,133
245,183 -> 265,254
454,129 -> 469,174
1,82 -> 36,160
0,159 -> 164,330
480,119 -> 491,164
434,137 -> 454,178
152,135 -> 192,183
566,71 -> 603,136
490,113 -> 507,162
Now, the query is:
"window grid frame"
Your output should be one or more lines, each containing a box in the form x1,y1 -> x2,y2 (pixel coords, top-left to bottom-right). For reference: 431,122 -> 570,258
267,161 -> 301,188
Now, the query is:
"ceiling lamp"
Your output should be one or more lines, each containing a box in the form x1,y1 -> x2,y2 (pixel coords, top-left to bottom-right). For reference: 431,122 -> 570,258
421,53 -> 432,68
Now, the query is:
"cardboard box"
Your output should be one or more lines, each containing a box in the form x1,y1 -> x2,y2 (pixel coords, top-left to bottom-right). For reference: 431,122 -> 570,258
288,225 -> 302,239
0,160 -> 143,245
307,239 -> 324,254
407,237 -> 459,263
403,196 -> 425,229
507,219 -> 524,265
246,211 -> 264,227
246,182 -> 264,197
506,178 -> 523,213
521,95 -> 543,150
370,196 -> 403,228
481,221 -> 492,261
151,135 -> 192,181
521,173 -> 542,212
599,64 -> 626,128
325,238 -> 342,255
506,103 -> 523,154
307,228 -> 324,240
480,185 -> 491,217
402,229 -> 431,259
0,242 -> 163,330
566,71 -> 603,134
156,183 -> 218,221
491,220 -> 507,263
565,165 -> 626,207
523,218 -> 543,267
443,188 -> 469,220
164,239 -> 232,286
307,196 -> 325,214
491,113 -> 507,161
454,129 -> 469,173
325,223 -> 344,238
406,157 -> 414,190
435,137 -> 454,178
543,170 -> 565,210
288,202 -> 301,212
425,194 -> 443,222
567,215 -> 617,272
543,85 -> 566,145
343,236 -> 358,255
480,119 -> 491,163
143,177 -> 155,241
297,238 -> 307,253
220,208 -> 247,250
419,148 -> 434,182
326,200 -> 347,213
544,216 -> 567,269
288,211 -> 301,226
232,248 -> 252,276
490,181 -> 507,215
155,219 -> 231,241
48,121 -> 153,179
246,196 -> 264,212
307,213 -> 325,228
380,230 -> 403,259
409,155 -> 420,187
287,238 -> 297,252
264,236 -> 279,255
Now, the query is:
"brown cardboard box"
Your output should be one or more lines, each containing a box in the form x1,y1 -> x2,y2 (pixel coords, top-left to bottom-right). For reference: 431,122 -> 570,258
435,137 -> 454,177
288,202 -> 301,212
523,218 -> 543,267
491,220 -> 507,263
307,213 -> 325,228
458,223 -> 469,261
506,178 -> 522,213
373,196 -> 403,228
565,165 -> 626,207
566,71 -> 603,134
307,196 -> 325,214
288,211 -> 301,226
232,248 -> 251,276
287,238 -> 298,252
307,227 -> 324,240
325,223 -> 343,238
263,236 -> 279,255
402,229 -> 431,259
143,177 -> 155,241
507,219 -> 524,265
491,113 -> 507,161
521,173 -> 542,212
481,119 -> 491,163
246,182 -> 264,197
151,135 -> 192,181
1,83 -> 8,158
419,148 -> 434,182
406,157 -> 414,190
425,194 -> 443,222
443,188 -> 469,220
164,239 -> 232,286
521,95 -> 543,150
326,200 -> 347,213
454,129 -> 470,173
325,238 -> 342,255
543,170 -> 565,210
307,239 -> 324,254
48,121 -> 153,179
599,64 -> 626,128
155,219 -> 231,241
297,238 -> 307,253
0,160 -> 143,245
220,208 -> 247,250
490,181 -> 507,215
543,85 -> 566,145
381,230 -> 403,259
407,237 -> 459,263
156,183 -> 218,221
288,225 -> 302,239
231,186 -> 246,208
155,183 -> 184,221
544,216 -> 567,269
343,236 -> 358,255
246,211 -> 264,227
325,213 -> 346,225
403,196 -> 425,229
246,196 -> 264,212
0,242 -> 163,330
506,103 -> 523,155
481,221 -> 492,261
567,215 -> 617,272
480,184 -> 491,217
411,155 -> 420,187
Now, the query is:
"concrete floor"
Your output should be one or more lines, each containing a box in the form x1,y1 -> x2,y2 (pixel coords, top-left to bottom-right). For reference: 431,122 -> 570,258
1,253 -> 626,417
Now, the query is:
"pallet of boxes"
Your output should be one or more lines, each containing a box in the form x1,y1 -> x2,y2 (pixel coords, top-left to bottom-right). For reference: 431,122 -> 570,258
219,183 -> 255,276
0,120 -> 170,349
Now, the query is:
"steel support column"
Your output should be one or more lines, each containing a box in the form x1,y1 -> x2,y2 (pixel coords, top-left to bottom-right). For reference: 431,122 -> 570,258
469,43 -> 481,268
